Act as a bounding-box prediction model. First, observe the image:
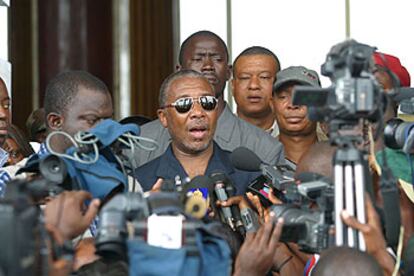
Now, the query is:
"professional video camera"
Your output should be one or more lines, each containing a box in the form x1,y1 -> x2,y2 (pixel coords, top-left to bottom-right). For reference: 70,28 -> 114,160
95,186 -> 233,275
270,173 -> 334,254
0,155 -> 71,276
95,176 -> 213,259
293,39 -> 384,132
292,40 -> 401,250
230,147 -> 334,253
384,118 -> 414,153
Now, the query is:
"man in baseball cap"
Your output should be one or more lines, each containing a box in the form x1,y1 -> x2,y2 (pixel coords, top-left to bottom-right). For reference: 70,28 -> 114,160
272,66 -> 322,169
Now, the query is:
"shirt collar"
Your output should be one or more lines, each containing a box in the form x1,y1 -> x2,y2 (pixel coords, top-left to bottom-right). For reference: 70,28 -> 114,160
154,142 -> 234,180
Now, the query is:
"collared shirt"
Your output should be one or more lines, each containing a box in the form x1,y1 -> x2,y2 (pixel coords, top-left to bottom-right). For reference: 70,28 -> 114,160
0,143 -> 49,197
134,103 -> 285,167
266,120 -> 279,138
134,142 -> 260,194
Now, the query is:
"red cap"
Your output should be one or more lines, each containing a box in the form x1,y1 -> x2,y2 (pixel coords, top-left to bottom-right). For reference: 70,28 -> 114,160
373,52 -> 411,87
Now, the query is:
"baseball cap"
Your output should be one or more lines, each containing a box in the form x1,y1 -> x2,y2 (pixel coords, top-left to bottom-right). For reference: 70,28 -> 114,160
373,52 -> 411,87
273,66 -> 321,93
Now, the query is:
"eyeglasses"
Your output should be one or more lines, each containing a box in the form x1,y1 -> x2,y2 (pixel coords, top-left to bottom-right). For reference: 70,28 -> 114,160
162,96 -> 218,113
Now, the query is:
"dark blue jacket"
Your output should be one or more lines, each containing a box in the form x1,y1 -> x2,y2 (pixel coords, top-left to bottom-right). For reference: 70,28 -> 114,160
134,142 -> 260,194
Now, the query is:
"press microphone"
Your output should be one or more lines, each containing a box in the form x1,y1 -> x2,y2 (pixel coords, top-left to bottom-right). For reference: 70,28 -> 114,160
230,147 -> 294,191
181,175 -> 213,219
210,172 -> 235,229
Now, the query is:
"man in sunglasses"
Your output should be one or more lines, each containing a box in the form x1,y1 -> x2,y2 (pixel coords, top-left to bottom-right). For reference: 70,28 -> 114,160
134,70 -> 259,193
134,31 -> 284,167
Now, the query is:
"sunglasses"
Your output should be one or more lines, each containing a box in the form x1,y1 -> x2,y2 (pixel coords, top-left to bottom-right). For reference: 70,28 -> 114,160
162,96 -> 218,113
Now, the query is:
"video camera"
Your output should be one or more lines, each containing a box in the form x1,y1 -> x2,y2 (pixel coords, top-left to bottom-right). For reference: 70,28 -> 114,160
230,147 -> 334,253
293,40 -> 384,129
0,155 -> 71,276
270,173 -> 334,254
95,175 -> 215,259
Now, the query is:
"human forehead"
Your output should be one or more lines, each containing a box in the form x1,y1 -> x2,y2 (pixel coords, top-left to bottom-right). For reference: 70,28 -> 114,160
167,77 -> 214,100
184,36 -> 227,57
68,87 -> 112,114
0,79 -> 9,100
235,54 -> 277,73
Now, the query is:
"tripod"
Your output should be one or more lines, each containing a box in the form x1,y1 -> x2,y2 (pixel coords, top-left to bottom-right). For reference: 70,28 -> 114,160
333,139 -> 367,250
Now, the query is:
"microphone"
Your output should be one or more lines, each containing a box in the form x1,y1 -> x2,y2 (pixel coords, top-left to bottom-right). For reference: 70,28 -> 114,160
182,175 -> 213,219
210,172 -> 235,229
230,147 -> 294,191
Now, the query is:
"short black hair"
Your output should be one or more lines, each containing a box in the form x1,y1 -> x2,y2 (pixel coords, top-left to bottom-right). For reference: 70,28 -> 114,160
312,246 -> 382,276
158,69 -> 213,107
233,46 -> 281,76
7,124 -> 35,158
44,70 -> 109,116
178,30 -> 229,65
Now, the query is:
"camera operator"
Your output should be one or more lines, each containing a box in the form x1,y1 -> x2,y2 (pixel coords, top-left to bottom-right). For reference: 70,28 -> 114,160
134,70 -> 259,194
44,191 -> 101,275
272,66 -> 326,170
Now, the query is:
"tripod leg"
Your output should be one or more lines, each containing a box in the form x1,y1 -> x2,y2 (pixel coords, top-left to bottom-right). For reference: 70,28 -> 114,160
354,163 -> 366,251
335,163 -> 344,246
345,163 -> 356,247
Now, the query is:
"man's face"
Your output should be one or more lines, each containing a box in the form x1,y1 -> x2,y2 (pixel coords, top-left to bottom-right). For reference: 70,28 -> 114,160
232,54 -> 277,118
48,86 -> 113,152
180,35 -> 231,98
273,84 -> 316,136
61,87 -> 113,137
4,138 -> 24,166
158,77 -> 218,155
0,79 -> 11,146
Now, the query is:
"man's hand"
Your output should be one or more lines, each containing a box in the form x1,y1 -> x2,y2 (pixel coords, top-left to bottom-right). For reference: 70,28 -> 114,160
150,178 -> 163,192
341,195 -> 396,275
216,195 -> 250,210
341,195 -> 386,256
233,215 -> 284,276
45,191 -> 100,240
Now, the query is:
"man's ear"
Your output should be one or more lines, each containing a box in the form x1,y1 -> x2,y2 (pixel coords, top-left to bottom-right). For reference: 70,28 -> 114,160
47,112 -> 63,131
175,64 -> 182,72
157,109 -> 168,128
230,78 -> 236,98
226,64 -> 232,81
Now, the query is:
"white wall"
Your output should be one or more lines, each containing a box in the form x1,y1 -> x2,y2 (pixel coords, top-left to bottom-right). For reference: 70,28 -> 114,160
180,0 -> 414,89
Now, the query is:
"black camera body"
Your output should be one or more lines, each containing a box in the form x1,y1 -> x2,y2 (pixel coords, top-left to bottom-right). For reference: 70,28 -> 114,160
293,40 -> 383,131
0,155 -> 69,275
271,178 -> 334,254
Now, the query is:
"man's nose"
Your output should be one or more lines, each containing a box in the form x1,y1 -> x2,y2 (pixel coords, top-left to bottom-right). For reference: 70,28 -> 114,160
0,106 -> 9,120
248,76 -> 260,90
189,101 -> 206,118
202,57 -> 214,71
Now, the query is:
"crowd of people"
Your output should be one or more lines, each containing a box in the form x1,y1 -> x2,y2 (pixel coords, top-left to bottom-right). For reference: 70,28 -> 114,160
0,30 -> 413,276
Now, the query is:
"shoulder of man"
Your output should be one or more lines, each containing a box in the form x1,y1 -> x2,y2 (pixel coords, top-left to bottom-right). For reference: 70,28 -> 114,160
133,155 -> 163,192
133,119 -> 171,167
216,106 -> 285,166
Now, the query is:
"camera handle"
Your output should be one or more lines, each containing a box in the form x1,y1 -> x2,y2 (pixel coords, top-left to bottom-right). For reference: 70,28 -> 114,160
333,143 -> 367,251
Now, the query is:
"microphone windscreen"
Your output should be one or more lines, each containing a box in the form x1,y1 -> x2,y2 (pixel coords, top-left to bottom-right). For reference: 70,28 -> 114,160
230,147 -> 262,171
183,175 -> 214,193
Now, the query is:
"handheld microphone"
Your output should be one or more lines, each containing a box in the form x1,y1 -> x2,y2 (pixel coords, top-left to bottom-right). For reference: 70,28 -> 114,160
210,172 -> 235,229
181,175 -> 213,219
230,147 -> 295,192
